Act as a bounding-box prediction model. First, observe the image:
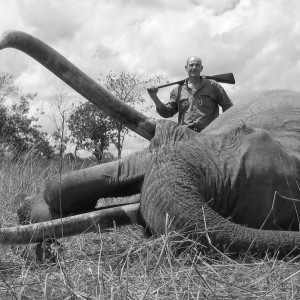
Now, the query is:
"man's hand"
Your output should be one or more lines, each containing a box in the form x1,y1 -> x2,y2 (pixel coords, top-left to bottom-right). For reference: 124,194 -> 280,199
147,87 -> 158,97
147,87 -> 165,112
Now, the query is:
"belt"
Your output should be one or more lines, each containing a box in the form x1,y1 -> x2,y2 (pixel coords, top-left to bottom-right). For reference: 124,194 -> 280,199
189,126 -> 201,133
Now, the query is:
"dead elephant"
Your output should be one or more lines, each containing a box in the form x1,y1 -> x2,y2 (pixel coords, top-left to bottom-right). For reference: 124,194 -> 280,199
1,30 -> 300,257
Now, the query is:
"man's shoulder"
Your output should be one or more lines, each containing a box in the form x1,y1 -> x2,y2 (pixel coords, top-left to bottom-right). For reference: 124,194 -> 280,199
171,84 -> 184,92
203,78 -> 220,87
170,84 -> 184,96
200,78 -> 222,92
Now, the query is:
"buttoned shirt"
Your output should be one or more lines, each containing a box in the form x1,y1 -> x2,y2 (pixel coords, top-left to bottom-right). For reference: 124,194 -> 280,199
156,78 -> 233,132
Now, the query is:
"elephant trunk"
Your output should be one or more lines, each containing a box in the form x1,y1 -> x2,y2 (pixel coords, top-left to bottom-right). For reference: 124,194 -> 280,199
198,205 -> 300,257
0,203 -> 140,245
0,30 -> 155,140
144,194 -> 300,257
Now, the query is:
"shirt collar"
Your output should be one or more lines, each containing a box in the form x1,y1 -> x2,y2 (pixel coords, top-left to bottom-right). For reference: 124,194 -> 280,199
184,77 -> 205,91
184,76 -> 204,86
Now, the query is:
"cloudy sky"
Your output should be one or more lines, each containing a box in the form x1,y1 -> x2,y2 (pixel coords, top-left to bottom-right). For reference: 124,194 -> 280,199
1,0 -> 300,155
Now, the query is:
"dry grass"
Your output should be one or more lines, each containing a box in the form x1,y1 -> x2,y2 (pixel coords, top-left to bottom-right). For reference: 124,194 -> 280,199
0,153 -> 300,299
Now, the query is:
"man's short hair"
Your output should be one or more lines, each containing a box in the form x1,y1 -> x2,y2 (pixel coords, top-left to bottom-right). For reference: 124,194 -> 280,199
186,56 -> 202,66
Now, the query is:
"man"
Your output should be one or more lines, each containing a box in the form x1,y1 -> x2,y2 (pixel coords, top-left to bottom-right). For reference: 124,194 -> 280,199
148,56 -> 233,132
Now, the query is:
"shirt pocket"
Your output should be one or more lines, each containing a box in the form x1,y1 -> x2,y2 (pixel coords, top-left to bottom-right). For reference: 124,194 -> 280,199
198,94 -> 215,110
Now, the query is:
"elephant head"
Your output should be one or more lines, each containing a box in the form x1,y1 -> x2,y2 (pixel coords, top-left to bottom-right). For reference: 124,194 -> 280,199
1,30 -> 300,257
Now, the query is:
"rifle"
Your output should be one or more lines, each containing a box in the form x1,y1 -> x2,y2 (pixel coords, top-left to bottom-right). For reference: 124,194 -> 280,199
154,73 -> 235,89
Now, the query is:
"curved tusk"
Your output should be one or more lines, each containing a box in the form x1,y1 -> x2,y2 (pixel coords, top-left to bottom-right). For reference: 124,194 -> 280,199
0,203 -> 140,245
0,30 -> 155,141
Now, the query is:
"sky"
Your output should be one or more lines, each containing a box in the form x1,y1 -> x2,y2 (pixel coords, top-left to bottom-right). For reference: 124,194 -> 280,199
1,0 -> 300,156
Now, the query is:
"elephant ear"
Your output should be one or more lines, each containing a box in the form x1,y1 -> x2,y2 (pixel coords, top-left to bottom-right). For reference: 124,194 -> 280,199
149,120 -> 198,153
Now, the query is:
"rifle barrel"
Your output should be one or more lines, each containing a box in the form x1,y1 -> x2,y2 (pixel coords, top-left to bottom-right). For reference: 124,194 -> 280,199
155,73 -> 235,89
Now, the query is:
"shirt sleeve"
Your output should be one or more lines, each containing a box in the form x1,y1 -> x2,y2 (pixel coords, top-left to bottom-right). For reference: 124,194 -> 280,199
215,83 -> 233,112
156,88 -> 178,118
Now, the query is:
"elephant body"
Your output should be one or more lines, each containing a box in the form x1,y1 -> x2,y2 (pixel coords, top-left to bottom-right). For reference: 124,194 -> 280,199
142,113 -> 300,235
21,90 -> 300,234
2,31 -> 300,255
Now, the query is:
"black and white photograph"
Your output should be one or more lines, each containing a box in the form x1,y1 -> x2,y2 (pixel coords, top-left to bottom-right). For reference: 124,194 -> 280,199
1,0 -> 300,299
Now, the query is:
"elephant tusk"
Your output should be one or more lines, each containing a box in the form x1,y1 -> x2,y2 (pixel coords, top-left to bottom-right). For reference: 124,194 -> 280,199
0,203 -> 140,245
95,194 -> 141,210
0,30 -> 156,141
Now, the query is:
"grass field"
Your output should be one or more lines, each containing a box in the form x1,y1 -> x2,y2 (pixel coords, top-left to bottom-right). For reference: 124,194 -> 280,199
0,153 -> 300,299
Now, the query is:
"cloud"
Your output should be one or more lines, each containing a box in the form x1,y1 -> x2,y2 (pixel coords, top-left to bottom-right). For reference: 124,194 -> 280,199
16,0 -> 84,43
191,0 -> 241,15
1,0 -> 300,153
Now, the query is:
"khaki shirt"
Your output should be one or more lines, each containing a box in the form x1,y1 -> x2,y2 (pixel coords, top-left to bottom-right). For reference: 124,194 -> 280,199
157,78 -> 233,131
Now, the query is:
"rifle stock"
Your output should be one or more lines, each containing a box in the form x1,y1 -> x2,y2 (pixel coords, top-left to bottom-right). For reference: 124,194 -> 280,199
155,73 -> 235,89
203,73 -> 235,84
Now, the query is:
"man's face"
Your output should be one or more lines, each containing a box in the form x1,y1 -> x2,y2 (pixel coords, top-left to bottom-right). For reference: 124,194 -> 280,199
185,58 -> 203,77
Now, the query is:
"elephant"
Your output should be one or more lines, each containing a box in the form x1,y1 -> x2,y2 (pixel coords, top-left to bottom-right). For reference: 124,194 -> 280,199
1,30 -> 300,257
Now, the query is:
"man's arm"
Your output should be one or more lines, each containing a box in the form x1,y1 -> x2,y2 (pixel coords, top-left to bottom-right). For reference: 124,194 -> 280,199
214,83 -> 233,112
147,88 -> 178,118
221,102 -> 233,112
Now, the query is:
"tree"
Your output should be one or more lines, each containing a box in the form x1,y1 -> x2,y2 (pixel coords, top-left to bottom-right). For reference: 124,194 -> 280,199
0,72 -> 18,102
68,102 -> 115,162
0,72 -> 54,159
50,90 -> 72,157
99,70 -> 163,158
67,70 -> 163,162
0,73 -> 18,141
